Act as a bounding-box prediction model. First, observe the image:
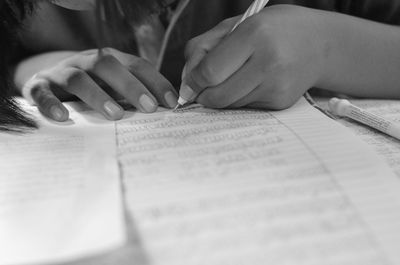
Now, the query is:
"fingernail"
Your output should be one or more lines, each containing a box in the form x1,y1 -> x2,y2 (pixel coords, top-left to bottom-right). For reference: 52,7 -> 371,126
164,91 -> 178,108
180,84 -> 195,101
104,101 -> 123,117
139,94 -> 157,112
50,106 -> 65,121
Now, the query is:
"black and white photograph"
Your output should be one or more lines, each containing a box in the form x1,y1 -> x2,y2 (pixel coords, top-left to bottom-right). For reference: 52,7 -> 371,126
1,1 -> 400,265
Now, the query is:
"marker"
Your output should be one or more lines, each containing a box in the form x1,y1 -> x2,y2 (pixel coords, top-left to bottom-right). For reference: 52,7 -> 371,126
174,0 -> 270,110
329,97 -> 400,141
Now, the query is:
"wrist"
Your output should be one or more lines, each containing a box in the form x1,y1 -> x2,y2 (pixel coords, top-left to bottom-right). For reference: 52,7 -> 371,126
312,9 -> 339,90
313,10 -> 400,98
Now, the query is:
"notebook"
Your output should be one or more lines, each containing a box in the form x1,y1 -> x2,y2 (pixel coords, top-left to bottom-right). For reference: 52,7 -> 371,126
116,98 -> 400,265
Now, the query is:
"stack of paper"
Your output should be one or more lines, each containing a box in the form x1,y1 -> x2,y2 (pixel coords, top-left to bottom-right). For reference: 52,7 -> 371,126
2,98 -> 400,265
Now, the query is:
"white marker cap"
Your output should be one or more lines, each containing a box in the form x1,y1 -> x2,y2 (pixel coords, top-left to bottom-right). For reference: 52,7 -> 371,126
328,98 -> 351,117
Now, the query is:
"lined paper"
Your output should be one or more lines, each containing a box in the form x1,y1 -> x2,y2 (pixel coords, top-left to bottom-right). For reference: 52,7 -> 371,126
0,102 -> 125,265
117,98 -> 400,265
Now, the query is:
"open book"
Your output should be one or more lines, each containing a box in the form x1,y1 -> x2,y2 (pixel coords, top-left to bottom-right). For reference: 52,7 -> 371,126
1,98 -> 400,265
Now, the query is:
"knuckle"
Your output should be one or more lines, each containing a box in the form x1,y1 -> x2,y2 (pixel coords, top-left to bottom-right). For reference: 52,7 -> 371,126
246,16 -> 278,50
245,15 -> 267,35
77,49 -> 98,56
195,60 -> 219,87
260,48 -> 292,78
101,47 -> 138,67
271,51 -> 292,72
32,71 -> 48,80
218,17 -> 236,31
129,56 -> 149,70
60,52 -> 97,71
135,56 -> 149,66
62,68 -> 87,91
95,54 -> 117,66
67,68 -> 86,82
101,47 -> 117,54
89,51 -> 120,70
185,39 -> 199,57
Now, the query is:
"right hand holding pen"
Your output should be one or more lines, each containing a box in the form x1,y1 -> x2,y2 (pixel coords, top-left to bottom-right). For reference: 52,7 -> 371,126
183,5 -> 328,110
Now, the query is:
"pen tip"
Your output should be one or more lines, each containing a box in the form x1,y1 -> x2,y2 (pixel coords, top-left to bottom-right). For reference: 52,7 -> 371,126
173,104 -> 181,111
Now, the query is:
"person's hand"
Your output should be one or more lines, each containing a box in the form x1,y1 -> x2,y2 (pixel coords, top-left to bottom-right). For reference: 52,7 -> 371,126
21,48 -> 178,121
183,5 -> 328,110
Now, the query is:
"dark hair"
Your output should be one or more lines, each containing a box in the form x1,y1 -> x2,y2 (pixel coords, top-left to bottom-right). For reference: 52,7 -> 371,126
0,0 -> 37,132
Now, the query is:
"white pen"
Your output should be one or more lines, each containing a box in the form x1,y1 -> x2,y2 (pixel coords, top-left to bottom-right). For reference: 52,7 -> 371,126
329,97 -> 400,141
174,0 -> 270,110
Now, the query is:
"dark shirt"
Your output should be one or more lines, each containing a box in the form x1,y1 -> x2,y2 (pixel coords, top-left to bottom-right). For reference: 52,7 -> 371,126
287,0 -> 400,24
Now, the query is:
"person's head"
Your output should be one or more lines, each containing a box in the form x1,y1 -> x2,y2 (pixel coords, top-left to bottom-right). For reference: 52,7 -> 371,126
0,0 -> 167,132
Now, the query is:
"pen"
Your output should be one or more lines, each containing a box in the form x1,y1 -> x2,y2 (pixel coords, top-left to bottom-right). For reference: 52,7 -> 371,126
328,97 -> 400,141
174,0 -> 270,110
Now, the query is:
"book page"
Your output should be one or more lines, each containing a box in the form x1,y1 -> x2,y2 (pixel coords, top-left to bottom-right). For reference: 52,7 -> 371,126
318,98 -> 400,178
116,98 -> 400,265
0,101 -> 125,265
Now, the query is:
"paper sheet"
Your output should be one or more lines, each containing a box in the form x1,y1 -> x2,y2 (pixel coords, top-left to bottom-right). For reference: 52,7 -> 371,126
0,101 -> 125,265
116,99 -> 400,265
319,98 -> 400,178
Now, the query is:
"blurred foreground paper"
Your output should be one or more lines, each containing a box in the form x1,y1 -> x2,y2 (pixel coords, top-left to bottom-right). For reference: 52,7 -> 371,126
117,98 -> 400,265
0,101 -> 125,265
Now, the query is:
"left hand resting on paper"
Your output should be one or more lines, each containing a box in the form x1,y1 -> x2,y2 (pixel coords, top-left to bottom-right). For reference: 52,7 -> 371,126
15,48 -> 177,122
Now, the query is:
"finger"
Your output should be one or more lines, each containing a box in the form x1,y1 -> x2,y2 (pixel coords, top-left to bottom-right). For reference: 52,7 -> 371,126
101,48 -> 178,109
92,55 -> 159,113
126,57 -> 178,109
196,57 -> 262,108
185,16 -> 240,59
184,49 -> 207,78
179,47 -> 208,106
185,26 -> 255,95
27,78 -> 69,122
59,67 -> 125,120
184,16 -> 240,72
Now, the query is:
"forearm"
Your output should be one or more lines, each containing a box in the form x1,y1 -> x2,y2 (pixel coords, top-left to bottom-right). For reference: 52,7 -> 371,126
317,10 -> 400,98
